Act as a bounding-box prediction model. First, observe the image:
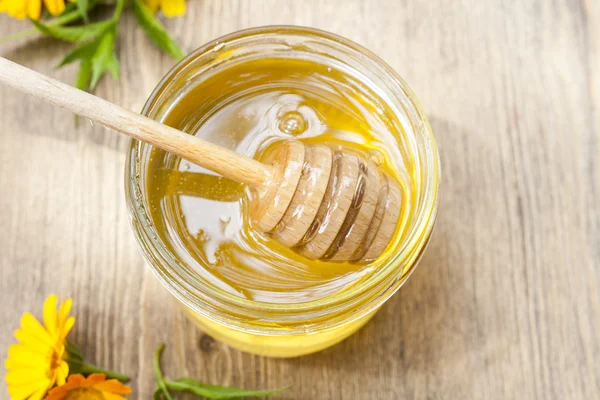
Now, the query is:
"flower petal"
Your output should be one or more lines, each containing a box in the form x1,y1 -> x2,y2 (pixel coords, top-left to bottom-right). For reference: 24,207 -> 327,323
14,329 -> 54,354
26,0 -> 41,20
0,0 -> 27,19
58,298 -> 72,325
19,313 -> 53,345
43,294 -> 58,336
94,379 -> 133,394
160,0 -> 185,17
56,360 -> 69,386
61,316 -> 75,340
5,355 -> 47,370
42,0 -> 65,16
7,378 -> 51,400
28,386 -> 50,400
66,374 -> 86,385
7,344 -> 50,368
6,369 -> 49,384
6,296 -> 74,400
85,373 -> 107,384
102,394 -> 130,400
143,0 -> 160,13
47,374 -> 133,400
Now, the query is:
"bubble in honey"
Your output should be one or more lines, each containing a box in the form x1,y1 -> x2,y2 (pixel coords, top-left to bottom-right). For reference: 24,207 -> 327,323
219,215 -> 231,234
195,229 -> 209,243
369,149 -> 385,166
278,111 -> 307,135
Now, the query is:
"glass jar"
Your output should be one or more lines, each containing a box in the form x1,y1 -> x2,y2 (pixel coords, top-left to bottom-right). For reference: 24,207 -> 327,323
125,26 -> 439,357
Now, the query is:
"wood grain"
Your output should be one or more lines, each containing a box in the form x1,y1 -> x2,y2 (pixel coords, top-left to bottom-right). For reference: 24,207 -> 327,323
1,0 -> 598,399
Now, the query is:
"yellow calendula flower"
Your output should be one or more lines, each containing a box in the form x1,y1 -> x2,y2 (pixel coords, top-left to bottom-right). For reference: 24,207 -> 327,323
0,0 -> 73,20
46,374 -> 132,400
144,0 -> 185,17
5,294 -> 74,400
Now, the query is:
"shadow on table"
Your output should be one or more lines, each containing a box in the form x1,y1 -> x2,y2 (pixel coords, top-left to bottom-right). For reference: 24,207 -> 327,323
285,225 -> 461,364
279,116 -> 474,390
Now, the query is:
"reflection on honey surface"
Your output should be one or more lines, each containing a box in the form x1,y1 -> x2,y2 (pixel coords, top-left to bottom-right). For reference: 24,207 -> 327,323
146,58 -> 414,302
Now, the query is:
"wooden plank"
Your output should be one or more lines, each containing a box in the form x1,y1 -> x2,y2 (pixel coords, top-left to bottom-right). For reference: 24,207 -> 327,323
0,0 -> 598,399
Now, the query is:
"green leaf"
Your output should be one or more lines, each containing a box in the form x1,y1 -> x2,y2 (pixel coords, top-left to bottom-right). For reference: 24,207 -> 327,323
66,340 -> 85,360
90,29 -> 119,89
58,38 -> 100,67
41,9 -> 52,20
165,379 -> 290,399
80,363 -> 130,382
31,19 -> 113,43
131,0 -> 184,61
152,344 -> 290,399
107,56 -> 120,79
65,340 -> 85,374
153,344 -> 174,400
113,0 -> 126,20
60,2 -> 79,15
55,25 -> 120,92
76,59 -> 92,91
0,1 -> 97,43
65,340 -> 129,381
76,0 -> 89,23
74,60 -> 91,124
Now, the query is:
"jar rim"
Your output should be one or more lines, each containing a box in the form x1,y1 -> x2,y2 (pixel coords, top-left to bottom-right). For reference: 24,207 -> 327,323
125,25 -> 439,332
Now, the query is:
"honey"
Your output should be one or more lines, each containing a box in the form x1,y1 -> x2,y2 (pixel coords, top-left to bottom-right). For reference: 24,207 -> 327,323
127,27 -> 439,357
146,58 -> 411,304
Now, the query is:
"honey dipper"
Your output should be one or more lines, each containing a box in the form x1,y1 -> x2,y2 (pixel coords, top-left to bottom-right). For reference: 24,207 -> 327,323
0,57 -> 401,263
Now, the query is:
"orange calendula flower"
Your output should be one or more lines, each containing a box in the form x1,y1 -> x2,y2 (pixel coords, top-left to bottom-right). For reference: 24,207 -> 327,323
0,0 -> 73,20
144,0 -> 185,17
46,374 -> 132,400
5,294 -> 74,400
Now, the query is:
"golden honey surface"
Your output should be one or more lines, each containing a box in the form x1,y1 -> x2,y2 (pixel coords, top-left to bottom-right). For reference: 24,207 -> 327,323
146,58 -> 413,304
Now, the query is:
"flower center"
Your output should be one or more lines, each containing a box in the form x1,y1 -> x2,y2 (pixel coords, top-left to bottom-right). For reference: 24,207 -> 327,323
50,350 -> 60,370
64,388 -> 105,400
46,349 -> 63,381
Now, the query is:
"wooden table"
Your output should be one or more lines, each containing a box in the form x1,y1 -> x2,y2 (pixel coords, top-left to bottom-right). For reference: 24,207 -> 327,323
1,1 -> 598,399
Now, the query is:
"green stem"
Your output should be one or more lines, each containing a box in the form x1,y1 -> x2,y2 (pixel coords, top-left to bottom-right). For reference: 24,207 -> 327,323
0,28 -> 37,43
153,344 -> 173,400
0,6 -> 89,43
81,363 -> 130,382
112,0 -> 126,20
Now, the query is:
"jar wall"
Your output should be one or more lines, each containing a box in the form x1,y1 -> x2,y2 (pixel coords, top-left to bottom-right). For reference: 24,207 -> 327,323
126,26 -> 439,357
183,301 -> 378,357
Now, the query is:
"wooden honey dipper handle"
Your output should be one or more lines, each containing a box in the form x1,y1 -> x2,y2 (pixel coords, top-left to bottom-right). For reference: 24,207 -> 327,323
0,57 -> 402,263
0,57 -> 275,188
